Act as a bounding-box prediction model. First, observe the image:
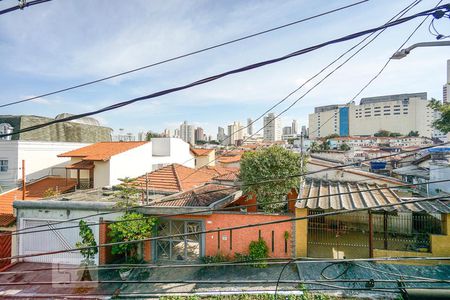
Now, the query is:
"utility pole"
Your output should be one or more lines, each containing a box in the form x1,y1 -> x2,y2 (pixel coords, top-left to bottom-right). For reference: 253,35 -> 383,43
145,172 -> 149,204
21,160 -> 26,200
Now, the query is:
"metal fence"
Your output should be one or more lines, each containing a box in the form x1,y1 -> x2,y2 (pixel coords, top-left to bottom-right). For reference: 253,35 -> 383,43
307,209 -> 443,258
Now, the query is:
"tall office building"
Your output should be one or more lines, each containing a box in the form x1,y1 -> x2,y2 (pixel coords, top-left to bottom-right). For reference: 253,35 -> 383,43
308,93 -> 437,139
443,60 -> 450,103
301,125 -> 308,137
179,121 -> 195,145
247,118 -> 253,135
217,126 -> 226,142
195,127 -> 205,143
292,119 -> 299,134
227,121 -> 243,145
263,113 -> 282,142
282,126 -> 292,135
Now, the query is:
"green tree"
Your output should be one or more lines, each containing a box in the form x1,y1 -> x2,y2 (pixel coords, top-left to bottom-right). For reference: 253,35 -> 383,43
324,133 -> 339,139
239,145 -> 307,213
374,130 -> 391,137
407,130 -> 419,137
389,132 -> 402,137
309,141 -> 320,153
108,212 -> 157,263
319,140 -> 330,151
114,177 -> 141,211
76,220 -> 98,265
339,143 -> 350,151
146,131 -> 162,141
428,99 -> 450,134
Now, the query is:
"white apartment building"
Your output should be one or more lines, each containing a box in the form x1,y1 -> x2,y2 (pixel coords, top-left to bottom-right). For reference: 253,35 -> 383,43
227,121 -> 243,145
179,121 -> 195,145
328,136 -> 433,150
309,93 -> 439,139
443,59 -> 449,103
263,113 -> 282,142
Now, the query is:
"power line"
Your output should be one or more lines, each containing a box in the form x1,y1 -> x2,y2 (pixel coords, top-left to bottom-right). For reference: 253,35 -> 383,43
2,194 -> 448,262
0,0 -> 52,16
7,177 -> 449,238
178,0 -> 422,183
1,4 -> 448,138
5,138 -> 448,237
0,1 -> 369,108
308,0 -> 440,138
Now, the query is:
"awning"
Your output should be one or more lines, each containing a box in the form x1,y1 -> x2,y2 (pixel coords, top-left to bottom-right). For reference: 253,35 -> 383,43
65,160 -> 95,170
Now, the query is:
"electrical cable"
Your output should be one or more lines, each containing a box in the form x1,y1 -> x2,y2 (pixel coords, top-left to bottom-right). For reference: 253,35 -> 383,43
1,4 -> 448,139
0,0 -> 369,108
0,0 -> 51,16
308,0 -> 442,138
178,0 -> 423,184
4,177 -> 449,238
1,193 -> 448,262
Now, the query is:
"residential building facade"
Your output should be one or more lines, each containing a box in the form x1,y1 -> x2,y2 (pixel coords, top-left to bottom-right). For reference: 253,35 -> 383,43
179,121 -> 195,145
263,113 -> 281,142
309,93 -> 440,139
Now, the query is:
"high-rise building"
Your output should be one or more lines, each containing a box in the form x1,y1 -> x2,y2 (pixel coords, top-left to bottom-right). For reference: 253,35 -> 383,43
174,128 -> 180,138
292,119 -> 299,134
137,131 -> 146,141
282,126 -> 292,135
195,127 -> 205,143
263,113 -> 282,142
443,60 -> 450,103
301,125 -> 308,137
227,121 -> 243,145
162,128 -> 171,138
308,93 -> 437,139
179,121 -> 195,145
247,118 -> 253,136
217,126 -> 226,142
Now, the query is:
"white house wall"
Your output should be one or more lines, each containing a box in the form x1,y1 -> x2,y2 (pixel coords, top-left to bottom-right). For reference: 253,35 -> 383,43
108,142 -> 153,186
151,138 -> 195,169
0,141 -> 90,186
93,160 -> 111,188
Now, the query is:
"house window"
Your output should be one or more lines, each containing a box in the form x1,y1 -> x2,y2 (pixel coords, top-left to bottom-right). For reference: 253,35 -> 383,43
0,160 -> 8,172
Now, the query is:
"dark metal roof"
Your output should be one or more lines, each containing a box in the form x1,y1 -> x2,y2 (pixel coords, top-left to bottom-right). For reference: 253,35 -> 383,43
296,179 -> 450,213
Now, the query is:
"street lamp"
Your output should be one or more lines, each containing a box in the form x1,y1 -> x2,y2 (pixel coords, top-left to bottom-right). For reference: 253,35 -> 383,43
391,41 -> 450,59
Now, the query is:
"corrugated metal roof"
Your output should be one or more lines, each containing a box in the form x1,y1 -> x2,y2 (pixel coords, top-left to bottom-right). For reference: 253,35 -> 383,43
296,179 -> 450,213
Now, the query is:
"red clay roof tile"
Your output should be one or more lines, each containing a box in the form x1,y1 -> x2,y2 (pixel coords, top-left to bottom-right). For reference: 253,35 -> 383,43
58,142 -> 148,161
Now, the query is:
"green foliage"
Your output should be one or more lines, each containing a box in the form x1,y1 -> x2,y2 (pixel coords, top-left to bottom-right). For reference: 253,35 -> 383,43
239,146 -> 306,213
108,212 -> 157,263
319,140 -> 330,151
389,132 -> 402,137
113,177 -> 141,210
200,253 -> 231,264
339,143 -> 350,151
248,238 -> 269,268
407,130 -> 419,137
146,131 -> 162,141
284,231 -> 290,240
428,99 -> 450,134
309,141 -> 320,153
76,220 -> 98,264
160,293 -> 338,300
374,130 -> 401,137
323,133 -> 339,139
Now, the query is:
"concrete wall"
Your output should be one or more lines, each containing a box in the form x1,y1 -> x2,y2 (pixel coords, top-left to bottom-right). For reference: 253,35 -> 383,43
429,162 -> 450,195
93,160 -> 111,188
195,151 -> 215,168
0,141 -> 90,186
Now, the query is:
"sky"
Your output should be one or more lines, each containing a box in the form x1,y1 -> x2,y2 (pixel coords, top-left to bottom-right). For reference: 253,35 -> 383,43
0,0 -> 449,138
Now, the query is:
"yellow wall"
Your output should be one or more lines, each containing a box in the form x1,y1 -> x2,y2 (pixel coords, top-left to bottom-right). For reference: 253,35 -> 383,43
295,208 -> 308,257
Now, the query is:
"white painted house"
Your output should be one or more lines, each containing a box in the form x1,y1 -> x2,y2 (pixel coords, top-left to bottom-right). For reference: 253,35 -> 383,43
151,138 -> 195,169
0,141 -> 90,190
58,141 -> 153,188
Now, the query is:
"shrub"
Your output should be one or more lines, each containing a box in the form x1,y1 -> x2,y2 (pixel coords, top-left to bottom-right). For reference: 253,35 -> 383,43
249,238 -> 269,268
200,253 -> 230,264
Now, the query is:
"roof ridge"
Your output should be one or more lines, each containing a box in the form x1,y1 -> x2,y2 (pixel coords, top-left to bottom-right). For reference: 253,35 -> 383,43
172,164 -> 183,192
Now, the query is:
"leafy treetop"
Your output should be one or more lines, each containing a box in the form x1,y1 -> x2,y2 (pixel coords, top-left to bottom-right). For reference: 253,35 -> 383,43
428,99 -> 450,134
239,145 -> 306,213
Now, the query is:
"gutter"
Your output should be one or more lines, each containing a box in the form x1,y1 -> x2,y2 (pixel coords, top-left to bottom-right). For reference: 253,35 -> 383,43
13,200 -> 116,211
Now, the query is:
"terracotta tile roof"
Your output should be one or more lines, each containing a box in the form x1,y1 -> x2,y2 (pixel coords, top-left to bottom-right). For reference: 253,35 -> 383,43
213,172 -> 239,182
65,160 -> 95,169
151,183 -> 238,207
190,148 -> 214,156
0,177 -> 77,214
0,214 -> 15,227
217,155 -> 242,164
132,164 -> 214,193
58,142 -> 148,161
